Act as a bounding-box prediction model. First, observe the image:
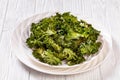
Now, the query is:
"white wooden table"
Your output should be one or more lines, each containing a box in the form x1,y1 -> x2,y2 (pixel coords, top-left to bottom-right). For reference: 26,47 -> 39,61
0,0 -> 120,80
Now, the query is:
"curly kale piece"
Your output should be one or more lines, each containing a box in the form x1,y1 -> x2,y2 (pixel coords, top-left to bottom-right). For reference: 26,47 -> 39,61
32,48 -> 44,61
26,36 -> 43,48
70,38 -> 86,51
78,41 -> 101,55
62,48 -> 85,65
53,52 -> 66,60
63,48 -> 77,61
33,49 -> 61,65
42,49 -> 62,65
65,29 -> 81,41
81,26 -> 100,42
67,56 -> 85,66
43,37 -> 62,52
62,12 -> 78,23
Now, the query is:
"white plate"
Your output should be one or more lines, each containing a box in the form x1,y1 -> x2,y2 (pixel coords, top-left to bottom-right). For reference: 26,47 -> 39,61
11,12 -> 112,75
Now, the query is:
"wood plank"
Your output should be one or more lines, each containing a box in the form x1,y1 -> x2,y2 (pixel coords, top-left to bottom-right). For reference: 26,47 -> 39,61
0,0 -> 36,80
3,0 -> 36,31
0,0 -> 9,39
0,0 -> 9,28
100,0 -> 120,80
0,0 -> 10,79
0,31 -> 30,80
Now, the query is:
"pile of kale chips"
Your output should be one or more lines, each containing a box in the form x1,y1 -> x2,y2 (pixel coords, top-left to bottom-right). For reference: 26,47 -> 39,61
26,12 -> 101,66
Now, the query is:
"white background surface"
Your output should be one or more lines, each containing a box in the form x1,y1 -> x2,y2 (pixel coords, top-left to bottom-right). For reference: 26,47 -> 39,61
0,0 -> 120,80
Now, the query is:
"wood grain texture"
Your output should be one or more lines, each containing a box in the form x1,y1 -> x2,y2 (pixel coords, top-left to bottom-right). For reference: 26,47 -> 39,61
0,0 -> 120,80
0,0 -> 35,80
0,0 -> 9,40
